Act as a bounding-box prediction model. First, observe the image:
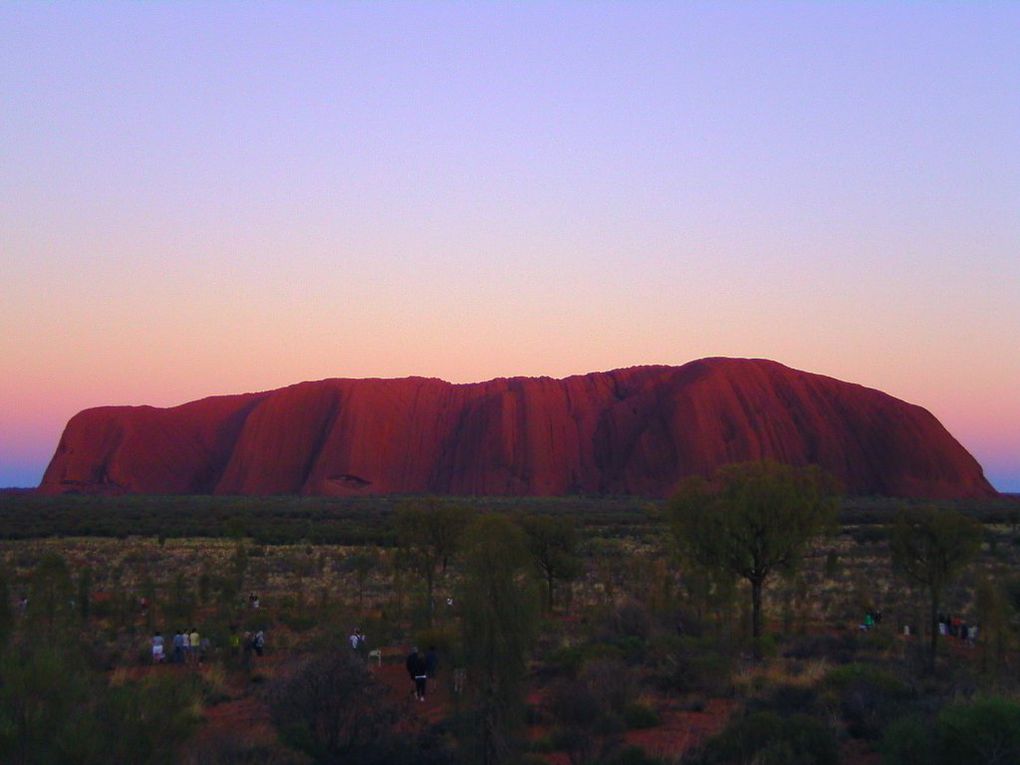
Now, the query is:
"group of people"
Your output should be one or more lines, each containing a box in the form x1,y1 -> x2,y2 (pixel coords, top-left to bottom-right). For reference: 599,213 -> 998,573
151,628 -> 207,664
150,626 -> 266,665
938,613 -> 978,644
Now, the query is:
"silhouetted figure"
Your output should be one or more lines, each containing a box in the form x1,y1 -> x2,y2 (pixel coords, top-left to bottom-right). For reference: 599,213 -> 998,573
406,647 -> 427,701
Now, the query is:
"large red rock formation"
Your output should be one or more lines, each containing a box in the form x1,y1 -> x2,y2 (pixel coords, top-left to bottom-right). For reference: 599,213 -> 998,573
39,358 -> 997,499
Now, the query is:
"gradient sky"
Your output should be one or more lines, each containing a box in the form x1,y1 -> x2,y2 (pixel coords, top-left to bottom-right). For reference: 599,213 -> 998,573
2,3 -> 1018,491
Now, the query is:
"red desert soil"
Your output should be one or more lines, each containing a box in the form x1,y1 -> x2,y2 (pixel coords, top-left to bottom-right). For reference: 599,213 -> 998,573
41,358 -> 996,499
624,699 -> 736,760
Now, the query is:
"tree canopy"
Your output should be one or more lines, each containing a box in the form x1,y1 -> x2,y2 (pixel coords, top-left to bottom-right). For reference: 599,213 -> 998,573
669,461 -> 838,643
889,505 -> 981,672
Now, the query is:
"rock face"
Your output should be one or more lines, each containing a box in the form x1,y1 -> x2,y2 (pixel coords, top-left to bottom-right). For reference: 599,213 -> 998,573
39,358 -> 997,499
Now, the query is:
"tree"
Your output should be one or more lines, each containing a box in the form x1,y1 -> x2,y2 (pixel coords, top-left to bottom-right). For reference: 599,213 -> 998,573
669,461 -> 837,646
459,514 -> 539,765
0,562 -> 12,645
0,640 -> 199,765
395,499 -> 470,625
27,553 -> 76,637
889,506 -> 981,673
342,549 -> 379,607
519,515 -> 581,612
975,575 -> 1009,676
77,566 -> 92,622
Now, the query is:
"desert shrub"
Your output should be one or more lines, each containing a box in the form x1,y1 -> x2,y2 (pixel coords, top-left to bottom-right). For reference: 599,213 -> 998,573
546,674 -> 630,765
782,633 -> 858,662
415,625 -> 458,656
277,609 -> 316,633
752,634 -> 779,659
622,702 -> 660,730
0,640 -> 95,762
847,525 -> 889,545
646,635 -> 734,696
547,678 -> 602,728
599,599 -> 653,643
546,644 -> 586,676
882,699 -> 1020,765
0,639 -> 200,764
580,658 -> 638,717
551,727 -> 601,765
935,697 -> 1020,764
822,663 -> 914,740
692,711 -> 838,765
879,715 -> 934,765
85,673 -> 202,764
747,684 -> 820,718
183,736 -> 306,764
268,650 -> 401,764
598,745 -> 662,765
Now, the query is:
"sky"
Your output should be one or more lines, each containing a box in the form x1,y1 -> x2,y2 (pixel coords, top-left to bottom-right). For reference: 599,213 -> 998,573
1,2 -> 1018,492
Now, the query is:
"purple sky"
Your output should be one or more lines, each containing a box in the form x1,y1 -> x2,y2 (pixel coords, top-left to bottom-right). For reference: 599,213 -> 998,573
2,3 -> 1018,491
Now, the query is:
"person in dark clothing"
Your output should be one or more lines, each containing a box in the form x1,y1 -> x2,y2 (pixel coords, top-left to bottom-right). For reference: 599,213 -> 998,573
406,647 -> 427,701
425,646 -> 438,679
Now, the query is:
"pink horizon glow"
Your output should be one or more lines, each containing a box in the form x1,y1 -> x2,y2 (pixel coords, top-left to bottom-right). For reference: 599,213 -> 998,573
2,4 -> 1018,491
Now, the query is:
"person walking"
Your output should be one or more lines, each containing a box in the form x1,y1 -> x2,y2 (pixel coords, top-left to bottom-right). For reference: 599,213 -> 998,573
189,627 -> 200,664
406,647 -> 427,701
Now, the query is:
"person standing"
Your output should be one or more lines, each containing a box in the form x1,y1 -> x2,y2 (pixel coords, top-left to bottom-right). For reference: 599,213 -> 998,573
189,627 -> 200,664
152,632 -> 165,664
253,629 -> 265,656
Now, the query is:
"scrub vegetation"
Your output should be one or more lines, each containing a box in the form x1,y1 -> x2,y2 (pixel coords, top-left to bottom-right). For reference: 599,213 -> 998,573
1,470 -> 1019,764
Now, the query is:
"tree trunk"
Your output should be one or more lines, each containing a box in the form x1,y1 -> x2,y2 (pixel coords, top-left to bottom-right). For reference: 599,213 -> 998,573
426,570 -> 435,626
751,578 -> 764,642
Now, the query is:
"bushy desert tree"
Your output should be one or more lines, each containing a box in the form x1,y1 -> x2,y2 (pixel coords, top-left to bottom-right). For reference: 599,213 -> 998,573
0,562 -> 12,645
396,499 -> 470,624
889,506 -> 981,673
0,638 -> 199,765
27,553 -> 76,637
519,514 -> 581,612
459,514 -> 539,765
269,650 -> 399,764
77,566 -> 92,622
669,461 -> 837,647
342,549 -> 379,607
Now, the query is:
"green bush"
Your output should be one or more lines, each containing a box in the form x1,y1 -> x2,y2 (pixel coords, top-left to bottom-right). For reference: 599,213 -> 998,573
880,715 -> 934,765
882,700 -> 1020,765
693,711 -> 838,765
599,745 -> 663,765
414,625 -> 458,656
647,635 -> 734,696
936,697 -> 1020,764
546,643 -> 585,676
748,684 -> 819,718
623,702 -> 660,729
823,663 -> 913,740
